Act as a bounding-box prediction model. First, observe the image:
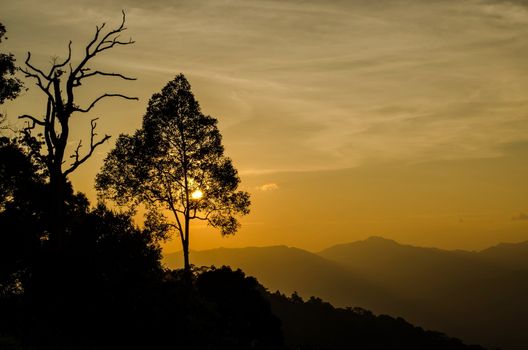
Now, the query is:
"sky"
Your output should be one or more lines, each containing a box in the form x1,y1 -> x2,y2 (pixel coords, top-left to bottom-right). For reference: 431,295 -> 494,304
1,0 -> 528,252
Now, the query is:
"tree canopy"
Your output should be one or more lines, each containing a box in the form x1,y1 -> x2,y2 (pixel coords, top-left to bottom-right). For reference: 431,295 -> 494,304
0,22 -> 23,107
97,74 -> 250,270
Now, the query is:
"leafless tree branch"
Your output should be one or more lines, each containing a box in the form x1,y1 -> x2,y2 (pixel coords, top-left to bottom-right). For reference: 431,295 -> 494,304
19,64 -> 55,102
19,114 -> 45,126
64,118 -> 110,177
77,69 -> 136,83
74,93 -> 138,113
55,41 -> 72,69
23,52 -> 48,79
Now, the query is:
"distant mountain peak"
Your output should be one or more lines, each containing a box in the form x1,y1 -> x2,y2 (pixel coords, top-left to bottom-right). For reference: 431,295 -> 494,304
363,236 -> 399,244
480,240 -> 528,252
319,236 -> 401,254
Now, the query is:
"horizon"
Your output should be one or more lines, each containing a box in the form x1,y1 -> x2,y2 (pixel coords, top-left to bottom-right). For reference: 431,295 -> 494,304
164,234 -> 528,255
2,0 -> 528,253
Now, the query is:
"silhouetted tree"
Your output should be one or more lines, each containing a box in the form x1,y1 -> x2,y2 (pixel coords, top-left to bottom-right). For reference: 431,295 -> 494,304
0,22 -> 23,110
0,193 -> 169,349
18,12 -> 137,244
0,137 -> 46,295
23,204 -> 167,349
96,74 -> 250,271
195,267 -> 284,349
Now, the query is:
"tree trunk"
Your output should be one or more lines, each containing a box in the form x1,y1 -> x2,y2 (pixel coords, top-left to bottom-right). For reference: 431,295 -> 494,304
183,240 -> 190,271
49,164 -> 66,248
183,215 -> 190,272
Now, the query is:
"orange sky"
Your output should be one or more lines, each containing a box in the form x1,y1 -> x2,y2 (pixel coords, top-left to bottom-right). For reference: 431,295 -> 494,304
1,0 -> 528,252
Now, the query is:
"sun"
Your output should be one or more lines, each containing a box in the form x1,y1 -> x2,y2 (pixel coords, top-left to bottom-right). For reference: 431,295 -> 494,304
191,189 -> 203,200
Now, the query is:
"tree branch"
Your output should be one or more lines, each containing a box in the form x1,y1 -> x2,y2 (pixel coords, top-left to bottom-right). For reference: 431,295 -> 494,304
167,197 -> 185,248
55,41 -> 72,69
85,23 -> 106,56
71,11 -> 132,85
74,93 -> 138,113
19,64 -> 55,102
20,119 -> 47,165
93,11 -> 132,54
64,118 -> 110,176
192,209 -> 215,221
23,52 -> 48,79
19,114 -> 45,126
73,70 -> 136,87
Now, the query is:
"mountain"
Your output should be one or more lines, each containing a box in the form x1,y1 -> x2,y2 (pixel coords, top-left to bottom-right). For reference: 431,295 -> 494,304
476,240 -> 528,270
164,238 -> 528,350
267,291 -> 485,350
165,245 -> 407,312
319,237 -> 528,349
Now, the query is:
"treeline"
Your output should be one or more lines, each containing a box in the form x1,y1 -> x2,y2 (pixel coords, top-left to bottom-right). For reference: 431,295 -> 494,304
0,138 -> 282,348
268,292 -> 487,350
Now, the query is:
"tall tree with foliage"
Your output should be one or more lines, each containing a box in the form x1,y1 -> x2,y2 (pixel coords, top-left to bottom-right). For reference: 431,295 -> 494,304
18,12 -> 137,243
96,74 -> 250,271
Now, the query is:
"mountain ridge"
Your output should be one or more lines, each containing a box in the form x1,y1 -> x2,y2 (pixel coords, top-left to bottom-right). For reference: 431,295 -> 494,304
168,236 -> 528,257
164,236 -> 528,350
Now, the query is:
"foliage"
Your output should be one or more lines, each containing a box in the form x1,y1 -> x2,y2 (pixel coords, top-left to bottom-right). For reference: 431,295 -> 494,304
0,137 -> 47,295
195,267 -> 284,349
97,74 -> 250,269
267,291 -> 487,350
0,23 -> 23,106
20,204 -> 166,349
0,198 -> 168,349
0,136 -> 277,349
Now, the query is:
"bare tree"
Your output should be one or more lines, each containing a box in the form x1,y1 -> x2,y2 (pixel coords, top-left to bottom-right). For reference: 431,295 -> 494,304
18,12 -> 137,243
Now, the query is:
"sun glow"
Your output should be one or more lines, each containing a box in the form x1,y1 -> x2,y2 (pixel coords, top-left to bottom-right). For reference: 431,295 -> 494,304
191,189 -> 203,200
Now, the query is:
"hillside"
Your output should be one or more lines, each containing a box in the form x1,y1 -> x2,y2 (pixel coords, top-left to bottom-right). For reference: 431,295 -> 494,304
164,238 -> 528,350
165,245 -> 408,312
318,237 -> 528,349
476,241 -> 528,270
268,291 -> 485,350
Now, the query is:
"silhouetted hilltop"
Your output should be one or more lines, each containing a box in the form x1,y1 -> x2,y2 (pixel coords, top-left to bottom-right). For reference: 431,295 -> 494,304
268,291 -> 485,350
165,245 -> 407,313
318,237 -> 528,349
165,237 -> 528,350
318,236 -> 510,301
476,240 -> 528,270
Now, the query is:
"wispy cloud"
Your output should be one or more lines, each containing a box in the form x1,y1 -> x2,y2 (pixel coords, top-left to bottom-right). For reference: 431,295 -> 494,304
255,183 -> 279,192
3,0 -> 528,175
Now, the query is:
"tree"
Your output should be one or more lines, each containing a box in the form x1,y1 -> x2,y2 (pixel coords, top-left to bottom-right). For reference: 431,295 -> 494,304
195,267 -> 285,349
96,74 -> 250,271
18,12 -> 137,243
0,22 -> 24,127
0,22 -> 23,107
0,137 -> 47,295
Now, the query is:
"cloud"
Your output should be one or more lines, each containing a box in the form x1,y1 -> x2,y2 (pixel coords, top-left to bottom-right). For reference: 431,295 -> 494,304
4,0 -> 528,176
255,183 -> 279,192
512,212 -> 528,221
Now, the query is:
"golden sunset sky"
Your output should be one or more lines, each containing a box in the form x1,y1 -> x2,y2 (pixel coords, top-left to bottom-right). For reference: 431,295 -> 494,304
1,0 -> 528,253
